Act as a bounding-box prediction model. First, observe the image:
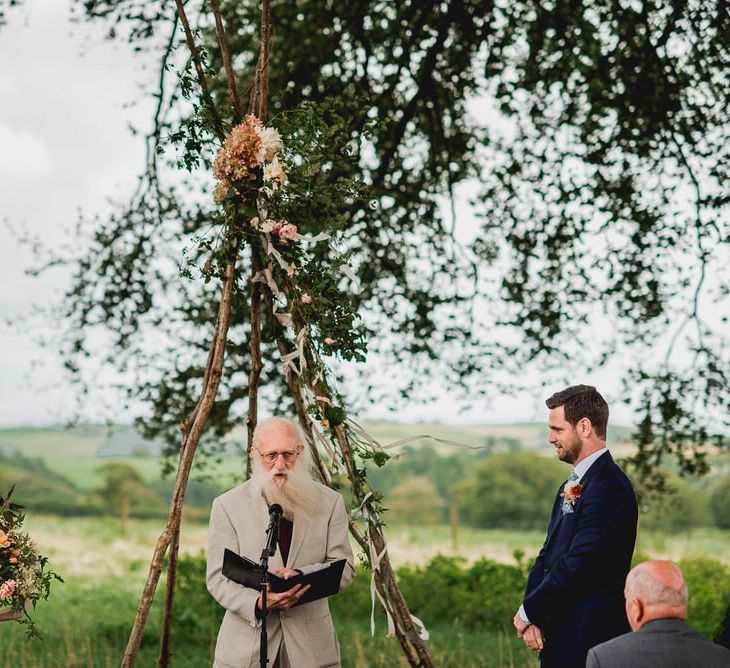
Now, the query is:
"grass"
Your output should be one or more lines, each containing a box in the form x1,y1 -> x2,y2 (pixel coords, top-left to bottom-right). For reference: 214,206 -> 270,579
2,515 -> 728,667
0,577 -> 538,668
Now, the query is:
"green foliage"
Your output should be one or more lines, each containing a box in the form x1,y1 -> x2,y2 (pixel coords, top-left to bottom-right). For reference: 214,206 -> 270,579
366,444 -> 476,501
680,557 -> 730,641
453,452 -> 567,530
637,472 -> 712,533
396,556 -> 529,632
385,476 -> 446,525
170,552 -> 223,646
177,552 -> 529,633
710,476 -> 730,530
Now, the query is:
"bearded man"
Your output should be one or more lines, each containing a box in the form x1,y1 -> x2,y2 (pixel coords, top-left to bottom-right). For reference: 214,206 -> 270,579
512,385 -> 638,668
207,417 -> 355,668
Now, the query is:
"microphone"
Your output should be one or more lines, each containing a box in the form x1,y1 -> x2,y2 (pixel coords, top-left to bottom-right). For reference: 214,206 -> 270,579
265,503 -> 283,557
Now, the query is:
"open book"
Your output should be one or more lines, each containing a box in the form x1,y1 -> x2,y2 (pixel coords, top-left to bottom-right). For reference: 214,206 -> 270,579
221,548 -> 347,606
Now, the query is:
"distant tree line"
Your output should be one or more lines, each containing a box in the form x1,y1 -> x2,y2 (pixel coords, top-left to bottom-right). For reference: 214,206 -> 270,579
367,446 -> 730,533
0,452 -> 219,522
2,446 -> 730,534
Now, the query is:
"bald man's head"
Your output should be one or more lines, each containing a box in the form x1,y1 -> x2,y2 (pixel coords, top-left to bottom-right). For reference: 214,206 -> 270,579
624,560 -> 688,631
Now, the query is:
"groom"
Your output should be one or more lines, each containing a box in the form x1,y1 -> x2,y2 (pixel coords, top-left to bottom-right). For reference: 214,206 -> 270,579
513,385 -> 638,668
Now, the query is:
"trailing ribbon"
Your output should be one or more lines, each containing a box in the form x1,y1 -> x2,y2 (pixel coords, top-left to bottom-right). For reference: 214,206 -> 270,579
347,418 -> 489,453
351,492 -> 429,641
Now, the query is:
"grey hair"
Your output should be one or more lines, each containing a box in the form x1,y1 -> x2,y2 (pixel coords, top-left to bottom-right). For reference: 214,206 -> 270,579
251,416 -> 312,466
628,562 -> 688,608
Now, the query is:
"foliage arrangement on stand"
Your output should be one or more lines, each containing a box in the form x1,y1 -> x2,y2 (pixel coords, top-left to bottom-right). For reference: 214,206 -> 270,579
0,487 -> 63,637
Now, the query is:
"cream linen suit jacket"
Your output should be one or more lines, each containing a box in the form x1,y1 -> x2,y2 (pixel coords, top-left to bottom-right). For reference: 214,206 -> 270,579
207,479 -> 356,668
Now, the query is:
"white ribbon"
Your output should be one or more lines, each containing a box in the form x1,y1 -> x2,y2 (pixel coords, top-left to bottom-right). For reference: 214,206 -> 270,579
308,419 -> 343,475
296,231 -> 331,245
252,266 -> 280,298
347,418 -> 487,453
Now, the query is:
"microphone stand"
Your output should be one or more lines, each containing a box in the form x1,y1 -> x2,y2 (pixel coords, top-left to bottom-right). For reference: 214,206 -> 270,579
259,504 -> 282,668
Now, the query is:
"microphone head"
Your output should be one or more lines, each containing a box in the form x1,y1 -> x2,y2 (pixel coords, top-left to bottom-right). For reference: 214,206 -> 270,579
269,503 -> 283,517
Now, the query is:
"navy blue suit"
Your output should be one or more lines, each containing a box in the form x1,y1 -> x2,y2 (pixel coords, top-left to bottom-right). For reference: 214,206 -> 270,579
523,452 -> 638,668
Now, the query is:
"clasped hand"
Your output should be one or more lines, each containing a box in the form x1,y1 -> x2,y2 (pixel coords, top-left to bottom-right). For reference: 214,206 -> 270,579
258,567 -> 311,611
512,612 -> 545,652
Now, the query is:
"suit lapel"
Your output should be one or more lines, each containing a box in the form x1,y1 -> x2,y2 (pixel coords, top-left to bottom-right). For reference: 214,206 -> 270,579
544,452 -> 615,549
287,512 -> 310,568
544,486 -> 567,549
241,486 -> 285,569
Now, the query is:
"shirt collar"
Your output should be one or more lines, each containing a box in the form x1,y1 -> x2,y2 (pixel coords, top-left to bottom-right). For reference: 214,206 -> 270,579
573,447 -> 608,481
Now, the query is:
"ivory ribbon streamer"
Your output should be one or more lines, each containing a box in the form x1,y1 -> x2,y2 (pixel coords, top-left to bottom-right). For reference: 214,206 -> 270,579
347,418 -> 487,452
252,266 -> 280,297
308,419 -> 342,475
352,493 -> 429,641
297,231 -> 331,244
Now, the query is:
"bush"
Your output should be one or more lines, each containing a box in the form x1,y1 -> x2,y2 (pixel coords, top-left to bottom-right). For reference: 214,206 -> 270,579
175,553 -> 528,635
681,557 -> 730,640
387,555 -> 527,632
172,552 -> 224,646
710,476 -> 730,530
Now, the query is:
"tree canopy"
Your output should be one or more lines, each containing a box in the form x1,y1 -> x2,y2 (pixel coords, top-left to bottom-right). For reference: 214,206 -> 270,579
4,0 -> 729,478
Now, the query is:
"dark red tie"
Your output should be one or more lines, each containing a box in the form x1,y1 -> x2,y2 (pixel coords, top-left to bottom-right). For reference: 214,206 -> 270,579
278,517 -> 293,565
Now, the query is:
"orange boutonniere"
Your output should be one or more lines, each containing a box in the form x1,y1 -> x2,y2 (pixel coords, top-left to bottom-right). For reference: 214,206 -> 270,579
561,481 -> 584,508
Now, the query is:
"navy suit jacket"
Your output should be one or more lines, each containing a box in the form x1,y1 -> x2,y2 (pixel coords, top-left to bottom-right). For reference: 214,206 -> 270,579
523,451 -> 638,668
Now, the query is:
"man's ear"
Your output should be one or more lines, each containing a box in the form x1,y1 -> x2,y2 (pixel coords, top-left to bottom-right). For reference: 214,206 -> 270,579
578,417 -> 593,438
632,598 -> 645,627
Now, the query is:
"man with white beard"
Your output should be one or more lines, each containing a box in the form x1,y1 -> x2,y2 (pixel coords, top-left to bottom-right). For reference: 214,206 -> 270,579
206,417 -> 356,668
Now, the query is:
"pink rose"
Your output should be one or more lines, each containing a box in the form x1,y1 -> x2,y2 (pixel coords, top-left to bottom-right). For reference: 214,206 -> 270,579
278,223 -> 298,241
0,579 -> 16,601
324,338 -> 336,345
301,294 -> 312,305
271,221 -> 283,235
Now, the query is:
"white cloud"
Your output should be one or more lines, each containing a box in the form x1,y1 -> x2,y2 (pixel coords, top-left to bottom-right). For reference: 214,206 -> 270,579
0,123 -> 53,178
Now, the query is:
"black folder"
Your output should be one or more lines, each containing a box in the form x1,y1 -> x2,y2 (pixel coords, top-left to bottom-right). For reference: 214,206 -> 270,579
222,548 -> 347,606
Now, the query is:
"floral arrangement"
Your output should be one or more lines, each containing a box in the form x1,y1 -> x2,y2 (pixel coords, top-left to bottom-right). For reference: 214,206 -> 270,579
0,487 -> 62,637
213,113 -> 286,205
561,480 -> 584,512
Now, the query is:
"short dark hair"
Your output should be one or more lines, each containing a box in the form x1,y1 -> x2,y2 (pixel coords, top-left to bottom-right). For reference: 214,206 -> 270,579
545,385 -> 609,439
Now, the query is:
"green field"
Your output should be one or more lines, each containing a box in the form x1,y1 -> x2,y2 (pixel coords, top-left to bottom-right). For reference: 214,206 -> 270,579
1,515 -> 729,667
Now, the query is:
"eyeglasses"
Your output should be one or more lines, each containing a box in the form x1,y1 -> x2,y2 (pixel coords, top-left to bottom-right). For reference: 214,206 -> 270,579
253,447 -> 300,464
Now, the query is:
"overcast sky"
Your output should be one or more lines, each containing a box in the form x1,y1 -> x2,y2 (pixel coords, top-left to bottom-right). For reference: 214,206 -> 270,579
0,0 -> 635,428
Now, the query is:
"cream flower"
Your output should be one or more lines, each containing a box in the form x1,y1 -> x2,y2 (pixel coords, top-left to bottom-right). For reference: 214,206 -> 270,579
255,126 -> 283,163
0,529 -> 10,549
260,219 -> 277,234
264,156 -> 287,188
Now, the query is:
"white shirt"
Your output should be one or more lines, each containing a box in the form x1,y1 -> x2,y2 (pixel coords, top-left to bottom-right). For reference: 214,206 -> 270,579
572,447 -> 608,481
519,447 -> 609,624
